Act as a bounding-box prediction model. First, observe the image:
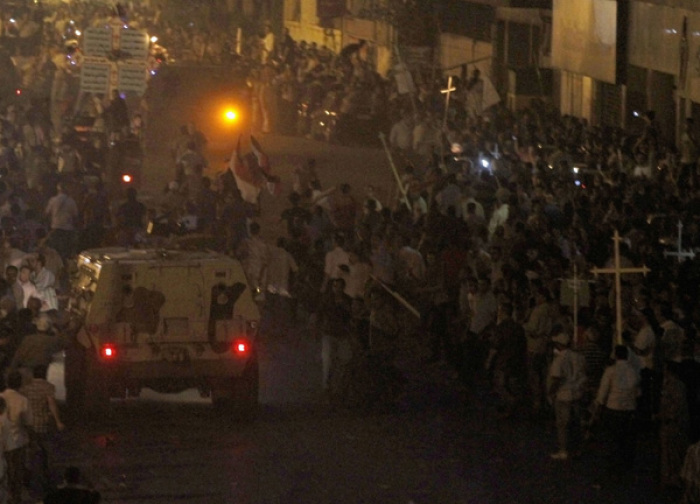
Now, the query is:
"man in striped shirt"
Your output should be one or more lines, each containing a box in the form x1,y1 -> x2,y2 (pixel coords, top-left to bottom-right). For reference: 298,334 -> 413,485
21,365 -> 64,499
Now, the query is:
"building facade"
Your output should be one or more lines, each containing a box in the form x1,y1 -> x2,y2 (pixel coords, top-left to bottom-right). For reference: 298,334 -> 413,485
550,0 -> 700,146
278,0 -> 700,147
282,0 -> 395,75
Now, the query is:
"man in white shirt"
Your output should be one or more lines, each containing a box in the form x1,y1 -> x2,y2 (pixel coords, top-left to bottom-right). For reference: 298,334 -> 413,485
460,187 -> 485,220
44,182 -> 78,260
261,23 -> 275,64
321,233 -> 349,293
31,254 -> 58,313
548,332 -> 587,460
632,152 -> 652,179
240,222 -> 270,298
267,238 -> 298,298
340,249 -> 372,300
266,238 -> 298,337
595,345 -> 641,468
488,190 -> 510,240
389,114 -> 413,151
397,236 -> 425,282
17,265 -> 38,309
412,112 -> 439,161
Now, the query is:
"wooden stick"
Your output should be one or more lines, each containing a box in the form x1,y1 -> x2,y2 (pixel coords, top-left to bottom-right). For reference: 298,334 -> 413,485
379,132 -> 412,211
370,275 -> 421,319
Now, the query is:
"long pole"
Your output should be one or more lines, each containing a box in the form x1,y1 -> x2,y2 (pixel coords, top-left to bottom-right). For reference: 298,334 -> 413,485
614,233 -> 623,345
379,132 -> 412,211
371,275 -> 421,319
439,76 -> 456,171
573,263 -> 578,344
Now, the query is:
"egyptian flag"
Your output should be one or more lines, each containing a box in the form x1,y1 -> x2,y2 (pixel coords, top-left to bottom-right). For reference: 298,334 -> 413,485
229,136 -> 262,204
250,135 -> 281,197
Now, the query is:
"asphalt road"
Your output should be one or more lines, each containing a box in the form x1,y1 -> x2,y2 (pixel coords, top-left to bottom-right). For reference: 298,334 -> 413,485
43,66 -> 681,504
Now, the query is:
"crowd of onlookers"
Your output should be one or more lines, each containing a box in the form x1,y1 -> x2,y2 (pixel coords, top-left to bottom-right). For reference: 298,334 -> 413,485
244,95 -> 700,502
0,0 -> 699,502
258,104 -> 700,497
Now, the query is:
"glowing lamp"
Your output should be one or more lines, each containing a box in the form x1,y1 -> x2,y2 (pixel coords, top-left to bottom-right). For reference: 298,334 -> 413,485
101,344 -> 117,359
233,339 -> 249,355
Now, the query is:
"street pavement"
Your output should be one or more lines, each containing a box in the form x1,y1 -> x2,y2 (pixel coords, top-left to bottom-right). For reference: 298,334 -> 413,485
48,342 -> 678,503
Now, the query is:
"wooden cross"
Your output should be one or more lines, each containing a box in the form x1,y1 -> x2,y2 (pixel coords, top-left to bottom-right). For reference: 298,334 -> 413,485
440,76 -> 456,130
439,76 -> 457,170
663,220 -> 695,262
591,230 -> 650,345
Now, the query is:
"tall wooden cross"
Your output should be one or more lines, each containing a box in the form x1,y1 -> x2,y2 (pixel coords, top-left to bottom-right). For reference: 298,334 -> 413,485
663,220 -> 695,262
441,76 -> 456,130
591,230 -> 651,345
439,76 -> 457,170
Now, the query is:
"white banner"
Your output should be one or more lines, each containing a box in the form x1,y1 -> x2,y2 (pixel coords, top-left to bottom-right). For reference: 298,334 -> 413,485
393,63 -> 415,95
483,74 -> 501,111
83,27 -> 113,57
118,63 -> 148,95
119,29 -> 149,60
80,61 -> 111,94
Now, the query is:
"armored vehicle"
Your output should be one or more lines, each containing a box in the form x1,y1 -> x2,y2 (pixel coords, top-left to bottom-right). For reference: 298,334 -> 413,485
66,248 -> 260,417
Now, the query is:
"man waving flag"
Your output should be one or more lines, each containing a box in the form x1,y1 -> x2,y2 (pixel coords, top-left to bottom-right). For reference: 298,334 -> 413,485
250,135 -> 281,197
229,135 -> 280,204
228,135 -> 261,204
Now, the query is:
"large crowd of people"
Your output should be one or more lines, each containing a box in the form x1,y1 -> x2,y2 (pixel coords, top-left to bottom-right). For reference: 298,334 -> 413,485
0,0 -> 696,502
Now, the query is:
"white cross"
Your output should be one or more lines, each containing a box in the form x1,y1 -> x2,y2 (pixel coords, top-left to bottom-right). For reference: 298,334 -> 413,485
591,230 -> 651,345
663,220 -> 696,262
